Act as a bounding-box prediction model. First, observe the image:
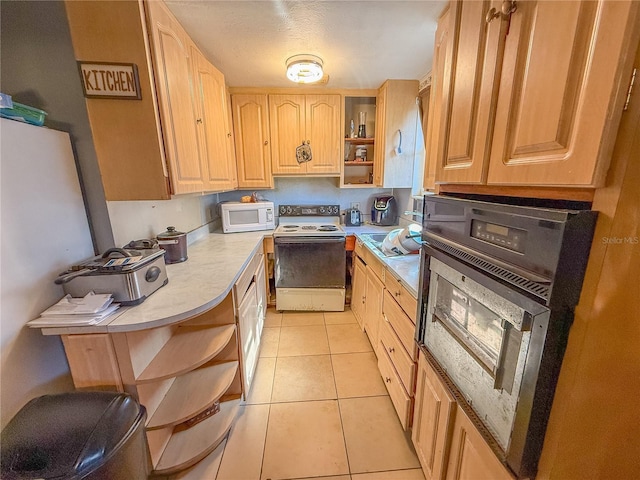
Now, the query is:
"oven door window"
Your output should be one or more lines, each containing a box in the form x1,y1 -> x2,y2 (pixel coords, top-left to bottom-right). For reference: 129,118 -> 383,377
275,237 -> 346,288
433,277 -> 504,375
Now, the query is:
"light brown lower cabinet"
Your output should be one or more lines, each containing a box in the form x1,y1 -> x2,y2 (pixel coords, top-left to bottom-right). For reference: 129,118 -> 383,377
364,263 -> 384,357
412,351 -> 515,480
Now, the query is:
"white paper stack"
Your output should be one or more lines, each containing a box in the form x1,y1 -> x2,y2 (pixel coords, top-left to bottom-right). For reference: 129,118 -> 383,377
28,292 -> 120,327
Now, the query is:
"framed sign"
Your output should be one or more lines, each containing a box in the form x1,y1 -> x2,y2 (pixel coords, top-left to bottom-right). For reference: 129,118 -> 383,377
77,61 -> 142,100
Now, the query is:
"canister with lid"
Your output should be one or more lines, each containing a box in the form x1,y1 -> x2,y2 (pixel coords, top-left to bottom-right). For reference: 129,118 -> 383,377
157,226 -> 188,264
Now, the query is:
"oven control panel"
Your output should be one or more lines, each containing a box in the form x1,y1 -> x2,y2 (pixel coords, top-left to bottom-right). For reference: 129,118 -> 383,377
279,205 -> 340,216
472,220 -> 527,253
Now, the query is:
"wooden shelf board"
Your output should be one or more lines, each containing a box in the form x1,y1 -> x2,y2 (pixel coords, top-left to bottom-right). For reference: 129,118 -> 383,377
146,361 -> 239,430
153,398 -> 240,475
344,161 -> 374,166
345,137 -> 375,144
137,325 -> 236,383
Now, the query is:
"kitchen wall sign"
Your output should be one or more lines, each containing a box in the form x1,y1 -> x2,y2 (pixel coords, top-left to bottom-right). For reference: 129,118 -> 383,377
77,62 -> 142,100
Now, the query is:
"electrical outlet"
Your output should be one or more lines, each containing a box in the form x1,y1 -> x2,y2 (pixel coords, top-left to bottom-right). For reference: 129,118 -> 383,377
350,202 -> 361,211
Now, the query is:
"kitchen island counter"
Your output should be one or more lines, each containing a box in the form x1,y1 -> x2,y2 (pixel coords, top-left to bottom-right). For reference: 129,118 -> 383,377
42,230 -> 273,335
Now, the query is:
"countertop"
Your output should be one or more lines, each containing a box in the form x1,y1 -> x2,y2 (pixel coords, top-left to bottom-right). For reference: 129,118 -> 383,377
42,224 -> 422,336
353,232 -> 422,298
42,230 -> 273,335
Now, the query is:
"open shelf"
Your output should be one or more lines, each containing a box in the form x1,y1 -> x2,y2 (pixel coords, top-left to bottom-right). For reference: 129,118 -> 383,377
345,161 -> 374,166
153,398 -> 240,475
136,324 -> 236,383
146,361 -> 239,430
345,137 -> 374,144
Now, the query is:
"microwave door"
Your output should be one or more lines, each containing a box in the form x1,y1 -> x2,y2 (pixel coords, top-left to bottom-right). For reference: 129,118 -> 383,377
228,208 -> 259,226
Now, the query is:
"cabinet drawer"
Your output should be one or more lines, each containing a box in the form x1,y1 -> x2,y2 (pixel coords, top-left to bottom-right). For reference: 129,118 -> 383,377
383,290 -> 417,361
364,248 -> 385,281
378,345 -> 412,430
385,273 -> 418,322
235,252 -> 262,300
379,318 -> 415,395
354,238 -> 366,259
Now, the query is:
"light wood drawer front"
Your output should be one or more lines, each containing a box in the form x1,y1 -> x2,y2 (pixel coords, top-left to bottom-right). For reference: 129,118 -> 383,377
379,319 -> 415,395
378,345 -> 412,430
235,252 -> 262,300
385,273 -> 418,322
363,248 -> 385,281
354,238 -> 366,259
383,290 -> 418,361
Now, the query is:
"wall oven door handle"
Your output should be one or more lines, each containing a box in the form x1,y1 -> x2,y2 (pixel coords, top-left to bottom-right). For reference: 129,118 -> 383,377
432,306 -> 498,378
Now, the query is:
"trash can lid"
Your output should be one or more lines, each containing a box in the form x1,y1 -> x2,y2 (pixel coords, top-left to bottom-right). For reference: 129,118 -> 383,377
1,392 -> 145,479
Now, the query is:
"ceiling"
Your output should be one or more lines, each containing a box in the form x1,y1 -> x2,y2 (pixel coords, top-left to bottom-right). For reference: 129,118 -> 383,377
164,1 -> 448,89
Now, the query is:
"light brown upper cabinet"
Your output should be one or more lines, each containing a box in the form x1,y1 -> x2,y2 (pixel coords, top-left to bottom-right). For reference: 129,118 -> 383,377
231,94 -> 274,189
189,46 -> 237,192
435,0 -> 639,188
423,6 -> 450,191
64,0 -> 237,200
269,94 -> 341,175
374,80 -> 420,188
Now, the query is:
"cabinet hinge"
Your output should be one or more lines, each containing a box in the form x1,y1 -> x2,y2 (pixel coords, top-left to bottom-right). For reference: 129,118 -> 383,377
624,67 -> 636,111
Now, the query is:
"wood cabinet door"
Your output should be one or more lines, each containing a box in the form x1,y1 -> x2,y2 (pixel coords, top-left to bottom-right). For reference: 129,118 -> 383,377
269,94 -> 306,174
351,256 -> 367,329
191,47 -> 235,192
238,281 -> 259,395
232,94 -> 274,188
424,6 -> 450,191
305,95 -> 341,174
364,266 -> 384,356
373,84 -> 387,186
487,0 -> 639,187
412,353 -> 455,480
446,405 -> 515,480
146,1 -> 204,194
436,0 -> 505,184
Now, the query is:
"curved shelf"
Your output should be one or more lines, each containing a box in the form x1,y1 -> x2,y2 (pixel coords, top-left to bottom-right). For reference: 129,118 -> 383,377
146,360 -> 239,430
154,398 -> 240,475
136,324 -> 236,383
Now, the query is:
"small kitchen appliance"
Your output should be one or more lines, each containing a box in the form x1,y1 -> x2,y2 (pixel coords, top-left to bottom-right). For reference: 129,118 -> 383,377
371,195 -> 397,226
220,201 -> 275,233
55,247 -> 168,306
345,208 -> 362,226
157,226 -> 188,264
273,204 -> 346,312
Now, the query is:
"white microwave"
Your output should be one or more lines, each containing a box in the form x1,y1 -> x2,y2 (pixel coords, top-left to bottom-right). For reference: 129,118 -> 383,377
220,201 -> 275,233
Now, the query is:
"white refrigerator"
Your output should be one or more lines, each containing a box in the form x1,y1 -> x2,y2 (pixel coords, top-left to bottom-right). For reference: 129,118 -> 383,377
0,118 -> 95,427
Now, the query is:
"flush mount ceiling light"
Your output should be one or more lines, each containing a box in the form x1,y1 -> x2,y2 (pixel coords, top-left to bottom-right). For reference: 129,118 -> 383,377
286,54 -> 324,84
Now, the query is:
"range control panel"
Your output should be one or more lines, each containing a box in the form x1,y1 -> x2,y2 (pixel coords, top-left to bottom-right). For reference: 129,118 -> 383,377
278,205 -> 340,216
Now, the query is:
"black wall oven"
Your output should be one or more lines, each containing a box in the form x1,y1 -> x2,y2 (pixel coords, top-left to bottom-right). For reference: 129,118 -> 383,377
416,196 -> 597,478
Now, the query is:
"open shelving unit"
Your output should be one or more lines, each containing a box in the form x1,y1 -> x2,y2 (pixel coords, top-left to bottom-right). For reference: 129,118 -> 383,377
342,96 -> 377,187
109,294 -> 242,475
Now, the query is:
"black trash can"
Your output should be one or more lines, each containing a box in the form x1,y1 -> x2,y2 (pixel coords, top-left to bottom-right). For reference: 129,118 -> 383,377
1,391 -> 149,480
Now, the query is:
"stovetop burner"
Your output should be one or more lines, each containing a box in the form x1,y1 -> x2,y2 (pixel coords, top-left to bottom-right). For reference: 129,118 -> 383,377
318,225 -> 338,231
283,225 -> 299,229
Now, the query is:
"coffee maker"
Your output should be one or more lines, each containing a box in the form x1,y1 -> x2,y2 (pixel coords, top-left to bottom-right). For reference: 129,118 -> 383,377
371,195 -> 397,226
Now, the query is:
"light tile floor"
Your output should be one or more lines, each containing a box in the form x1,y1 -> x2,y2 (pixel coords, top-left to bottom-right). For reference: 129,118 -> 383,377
175,308 -> 424,480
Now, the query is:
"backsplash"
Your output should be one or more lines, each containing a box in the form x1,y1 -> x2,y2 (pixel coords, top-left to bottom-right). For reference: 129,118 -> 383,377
107,178 -> 417,247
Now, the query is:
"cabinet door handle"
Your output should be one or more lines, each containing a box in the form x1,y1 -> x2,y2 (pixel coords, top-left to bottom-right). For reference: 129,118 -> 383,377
196,118 -> 203,124
394,290 -> 401,297
227,132 -> 232,137
486,0 -> 517,23
264,140 -> 269,145
388,347 -> 395,353
385,377 -> 392,383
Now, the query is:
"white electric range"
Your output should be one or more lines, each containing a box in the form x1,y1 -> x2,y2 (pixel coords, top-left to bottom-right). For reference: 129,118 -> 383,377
273,205 -> 347,311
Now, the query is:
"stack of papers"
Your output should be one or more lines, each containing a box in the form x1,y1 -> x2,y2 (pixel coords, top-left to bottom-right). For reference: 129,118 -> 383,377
28,292 -> 120,327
